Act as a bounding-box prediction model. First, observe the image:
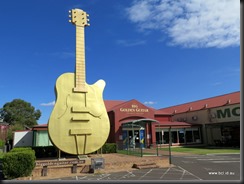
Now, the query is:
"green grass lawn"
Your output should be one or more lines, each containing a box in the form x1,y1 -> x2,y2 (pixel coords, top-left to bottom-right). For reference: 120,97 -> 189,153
117,149 -> 159,157
160,146 -> 240,155
117,146 -> 240,156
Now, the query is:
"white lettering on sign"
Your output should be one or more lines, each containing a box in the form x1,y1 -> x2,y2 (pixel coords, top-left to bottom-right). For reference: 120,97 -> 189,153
35,159 -> 85,167
120,104 -> 149,113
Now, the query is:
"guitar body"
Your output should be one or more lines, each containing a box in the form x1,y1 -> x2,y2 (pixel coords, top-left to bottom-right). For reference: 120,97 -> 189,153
48,73 -> 110,155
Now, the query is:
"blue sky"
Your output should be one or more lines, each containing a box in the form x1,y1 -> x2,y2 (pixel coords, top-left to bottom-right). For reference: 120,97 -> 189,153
0,0 -> 240,124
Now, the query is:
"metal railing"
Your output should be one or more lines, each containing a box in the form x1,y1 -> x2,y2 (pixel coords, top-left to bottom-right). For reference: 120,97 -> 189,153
116,141 -> 171,159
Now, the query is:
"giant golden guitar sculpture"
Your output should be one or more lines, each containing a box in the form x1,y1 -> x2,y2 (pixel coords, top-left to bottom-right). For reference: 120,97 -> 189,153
48,9 -> 110,155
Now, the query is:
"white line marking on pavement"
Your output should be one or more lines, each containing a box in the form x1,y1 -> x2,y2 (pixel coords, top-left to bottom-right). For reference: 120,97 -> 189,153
180,156 -> 205,159
177,166 -> 202,180
180,169 -> 186,180
182,161 -> 194,163
197,158 -> 239,161
97,174 -> 111,180
212,161 -> 240,163
138,169 -> 153,180
207,153 -> 240,155
160,167 -> 171,179
118,170 -> 135,180
78,175 -> 88,180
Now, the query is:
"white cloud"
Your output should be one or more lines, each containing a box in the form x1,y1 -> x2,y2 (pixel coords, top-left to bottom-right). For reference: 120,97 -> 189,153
40,101 -> 55,106
126,0 -> 240,48
144,101 -> 157,105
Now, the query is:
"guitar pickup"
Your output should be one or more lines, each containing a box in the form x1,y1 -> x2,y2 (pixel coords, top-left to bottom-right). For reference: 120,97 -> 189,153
70,129 -> 92,135
71,116 -> 90,122
72,106 -> 89,113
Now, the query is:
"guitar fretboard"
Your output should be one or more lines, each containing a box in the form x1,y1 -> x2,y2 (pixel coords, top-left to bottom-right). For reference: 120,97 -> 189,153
73,26 -> 87,92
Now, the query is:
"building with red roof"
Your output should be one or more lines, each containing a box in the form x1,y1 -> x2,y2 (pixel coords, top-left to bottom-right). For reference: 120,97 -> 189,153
104,91 -> 240,148
156,91 -> 240,146
12,91 -> 240,149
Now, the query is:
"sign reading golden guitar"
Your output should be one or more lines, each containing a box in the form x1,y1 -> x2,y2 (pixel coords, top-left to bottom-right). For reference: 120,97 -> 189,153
120,104 -> 149,113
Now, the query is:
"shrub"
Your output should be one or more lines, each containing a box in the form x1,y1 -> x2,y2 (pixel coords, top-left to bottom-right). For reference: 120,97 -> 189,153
2,148 -> 36,179
10,147 -> 32,152
102,143 -> 117,153
0,152 -> 4,159
32,146 -> 57,158
0,139 -> 4,147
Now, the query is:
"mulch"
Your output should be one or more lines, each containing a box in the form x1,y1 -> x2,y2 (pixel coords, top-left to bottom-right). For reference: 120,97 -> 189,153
14,153 -> 172,180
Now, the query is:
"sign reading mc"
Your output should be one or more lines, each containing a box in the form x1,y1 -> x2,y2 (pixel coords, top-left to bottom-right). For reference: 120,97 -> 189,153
217,106 -> 240,119
210,104 -> 240,123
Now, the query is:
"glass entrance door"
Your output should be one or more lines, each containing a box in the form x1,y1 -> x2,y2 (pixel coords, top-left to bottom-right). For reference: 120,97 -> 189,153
122,128 -> 145,149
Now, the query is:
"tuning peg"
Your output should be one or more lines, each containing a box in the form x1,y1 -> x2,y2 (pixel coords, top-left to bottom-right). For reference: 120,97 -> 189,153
87,14 -> 89,17
87,19 -> 90,22
69,15 -> 72,18
87,23 -> 90,26
69,20 -> 72,23
69,10 -> 72,13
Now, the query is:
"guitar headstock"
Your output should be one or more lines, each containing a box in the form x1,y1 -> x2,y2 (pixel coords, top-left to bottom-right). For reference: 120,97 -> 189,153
69,9 -> 90,27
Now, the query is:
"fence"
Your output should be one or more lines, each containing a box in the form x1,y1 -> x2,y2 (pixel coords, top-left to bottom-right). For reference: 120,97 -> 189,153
116,141 -> 171,160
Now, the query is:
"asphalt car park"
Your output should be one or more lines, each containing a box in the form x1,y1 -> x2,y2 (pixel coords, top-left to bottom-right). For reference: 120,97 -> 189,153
172,153 -> 240,181
51,166 -> 201,181
48,153 -> 240,181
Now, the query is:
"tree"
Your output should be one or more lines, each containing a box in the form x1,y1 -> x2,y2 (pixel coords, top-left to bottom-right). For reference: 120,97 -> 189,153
0,99 -> 41,127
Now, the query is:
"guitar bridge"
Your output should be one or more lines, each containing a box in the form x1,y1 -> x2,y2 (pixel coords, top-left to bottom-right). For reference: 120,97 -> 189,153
71,116 -> 90,122
70,129 -> 92,135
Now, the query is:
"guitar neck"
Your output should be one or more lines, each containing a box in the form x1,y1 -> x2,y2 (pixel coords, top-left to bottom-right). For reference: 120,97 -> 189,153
73,26 -> 87,92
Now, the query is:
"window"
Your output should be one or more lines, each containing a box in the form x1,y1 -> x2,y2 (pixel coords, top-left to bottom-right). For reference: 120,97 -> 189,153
185,130 -> 192,142
156,131 -> 163,144
193,129 -> 201,143
163,132 -> 169,144
155,127 -> 201,144
171,131 -> 178,143
34,130 -> 52,146
185,128 -> 201,143
178,129 -> 185,143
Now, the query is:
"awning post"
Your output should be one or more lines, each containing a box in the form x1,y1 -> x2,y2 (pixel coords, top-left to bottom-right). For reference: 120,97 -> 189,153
169,126 -> 172,164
